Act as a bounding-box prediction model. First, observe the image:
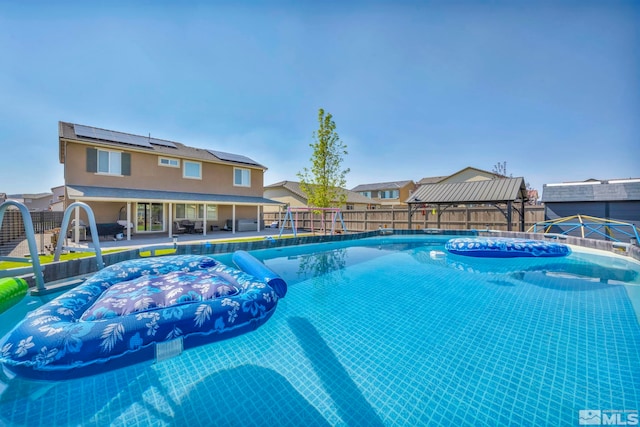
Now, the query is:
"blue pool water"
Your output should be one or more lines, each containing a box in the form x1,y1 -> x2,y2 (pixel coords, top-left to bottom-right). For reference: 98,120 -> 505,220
1,235 -> 639,426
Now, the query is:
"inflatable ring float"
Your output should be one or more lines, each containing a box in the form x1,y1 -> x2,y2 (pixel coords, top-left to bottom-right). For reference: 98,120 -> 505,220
0,252 -> 286,381
445,237 -> 570,258
0,277 -> 28,315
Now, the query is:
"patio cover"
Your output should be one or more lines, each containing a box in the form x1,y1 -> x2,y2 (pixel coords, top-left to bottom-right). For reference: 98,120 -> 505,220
406,177 -> 529,231
66,185 -> 283,206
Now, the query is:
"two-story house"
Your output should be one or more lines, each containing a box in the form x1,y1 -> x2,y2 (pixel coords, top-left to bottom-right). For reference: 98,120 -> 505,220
59,122 -> 282,239
350,180 -> 416,207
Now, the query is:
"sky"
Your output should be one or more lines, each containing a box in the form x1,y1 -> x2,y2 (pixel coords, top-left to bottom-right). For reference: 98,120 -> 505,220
1,1 -> 638,197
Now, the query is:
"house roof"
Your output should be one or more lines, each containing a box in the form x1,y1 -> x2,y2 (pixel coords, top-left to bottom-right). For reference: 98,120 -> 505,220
541,179 -> 640,203
350,180 -> 414,192
407,177 -> 528,204
67,185 -> 283,205
418,167 -> 505,186
454,166 -> 505,178
58,122 -> 266,169
18,193 -> 53,199
417,176 -> 448,185
265,180 -> 376,205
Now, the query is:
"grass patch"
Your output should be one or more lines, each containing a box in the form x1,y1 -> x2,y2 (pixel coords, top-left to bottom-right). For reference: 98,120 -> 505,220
0,233 -> 311,271
0,249 -> 125,271
138,248 -> 177,257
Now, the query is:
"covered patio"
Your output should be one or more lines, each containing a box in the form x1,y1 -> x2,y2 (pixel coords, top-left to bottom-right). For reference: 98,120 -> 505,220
66,185 -> 284,241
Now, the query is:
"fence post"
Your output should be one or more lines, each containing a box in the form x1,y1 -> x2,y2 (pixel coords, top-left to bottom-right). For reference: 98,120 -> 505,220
466,206 -> 470,229
391,207 -> 395,228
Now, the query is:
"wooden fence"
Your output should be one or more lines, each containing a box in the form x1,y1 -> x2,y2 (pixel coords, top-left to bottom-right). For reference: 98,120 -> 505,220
264,205 -> 545,233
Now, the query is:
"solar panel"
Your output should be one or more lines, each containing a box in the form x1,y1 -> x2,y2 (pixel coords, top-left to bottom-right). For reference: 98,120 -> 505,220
74,124 -> 178,149
147,136 -> 177,148
74,124 -> 154,148
208,150 -> 262,167
123,133 -> 153,148
73,124 -> 98,139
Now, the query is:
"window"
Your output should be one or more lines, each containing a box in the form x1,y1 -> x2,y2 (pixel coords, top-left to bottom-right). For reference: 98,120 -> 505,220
175,203 -> 206,220
360,191 -> 372,198
98,149 -> 122,175
183,161 -> 202,179
380,190 -> 399,199
86,147 -> 130,175
234,168 -> 250,187
346,204 -> 354,210
159,157 -> 179,168
206,205 -> 218,220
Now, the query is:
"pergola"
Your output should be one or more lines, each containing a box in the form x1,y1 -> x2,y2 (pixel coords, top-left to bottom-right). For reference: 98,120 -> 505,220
406,177 -> 529,231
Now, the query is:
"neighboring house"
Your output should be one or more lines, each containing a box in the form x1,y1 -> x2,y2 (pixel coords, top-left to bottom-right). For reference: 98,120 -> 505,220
418,166 -> 504,187
351,180 -> 416,207
5,192 -> 53,211
264,180 -> 381,212
58,122 -> 282,238
50,185 -> 65,211
541,178 -> 640,242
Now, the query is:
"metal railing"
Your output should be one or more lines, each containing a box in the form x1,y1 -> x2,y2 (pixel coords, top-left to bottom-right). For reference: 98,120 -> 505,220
0,201 -> 46,290
53,202 -> 105,271
528,214 -> 640,244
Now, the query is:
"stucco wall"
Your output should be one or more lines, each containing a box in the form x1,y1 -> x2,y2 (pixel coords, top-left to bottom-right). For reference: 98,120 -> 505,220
63,141 -> 264,197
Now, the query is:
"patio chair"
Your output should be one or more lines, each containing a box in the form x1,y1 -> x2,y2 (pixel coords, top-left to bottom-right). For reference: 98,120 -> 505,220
180,219 -> 195,233
193,221 -> 204,233
173,220 -> 187,234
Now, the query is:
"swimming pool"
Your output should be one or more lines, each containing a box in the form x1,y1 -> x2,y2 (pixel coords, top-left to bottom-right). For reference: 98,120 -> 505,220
1,235 -> 639,426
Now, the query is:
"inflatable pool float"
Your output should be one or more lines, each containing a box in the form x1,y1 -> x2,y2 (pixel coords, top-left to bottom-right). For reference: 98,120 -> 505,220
0,278 -> 28,315
445,237 -> 570,258
0,252 -> 287,381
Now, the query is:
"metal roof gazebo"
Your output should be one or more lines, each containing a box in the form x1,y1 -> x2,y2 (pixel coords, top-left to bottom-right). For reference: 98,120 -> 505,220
406,177 -> 529,231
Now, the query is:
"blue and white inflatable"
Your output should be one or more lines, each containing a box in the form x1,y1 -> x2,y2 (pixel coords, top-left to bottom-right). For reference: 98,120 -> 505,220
445,237 -> 570,258
0,252 -> 286,381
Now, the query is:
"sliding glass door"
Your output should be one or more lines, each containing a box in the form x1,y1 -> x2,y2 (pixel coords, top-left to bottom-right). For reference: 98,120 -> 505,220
136,203 -> 164,232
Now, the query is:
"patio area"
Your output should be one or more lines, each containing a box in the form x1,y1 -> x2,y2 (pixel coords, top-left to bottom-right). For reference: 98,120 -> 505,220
64,227 -> 302,252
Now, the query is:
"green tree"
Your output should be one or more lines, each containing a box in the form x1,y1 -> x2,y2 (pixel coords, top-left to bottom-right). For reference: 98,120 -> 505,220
297,108 -> 350,208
